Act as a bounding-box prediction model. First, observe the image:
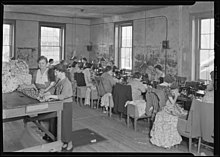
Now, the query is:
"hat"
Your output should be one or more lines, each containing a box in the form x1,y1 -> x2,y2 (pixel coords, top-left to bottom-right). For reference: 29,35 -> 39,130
164,74 -> 175,83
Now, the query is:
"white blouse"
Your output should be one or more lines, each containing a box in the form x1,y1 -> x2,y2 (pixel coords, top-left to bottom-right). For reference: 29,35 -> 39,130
35,69 -> 49,85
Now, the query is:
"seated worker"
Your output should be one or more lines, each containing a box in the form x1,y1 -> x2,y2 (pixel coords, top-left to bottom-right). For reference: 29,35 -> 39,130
128,72 -> 147,101
83,63 -> 97,106
101,66 -> 118,94
150,82 -> 184,149
154,64 -> 165,83
44,63 -> 73,152
202,71 -> 214,103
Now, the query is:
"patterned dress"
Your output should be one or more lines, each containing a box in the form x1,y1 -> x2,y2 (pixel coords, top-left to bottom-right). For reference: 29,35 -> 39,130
150,84 -> 182,148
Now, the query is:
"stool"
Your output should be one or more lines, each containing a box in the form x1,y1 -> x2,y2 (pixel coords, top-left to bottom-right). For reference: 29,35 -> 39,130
76,86 -> 87,106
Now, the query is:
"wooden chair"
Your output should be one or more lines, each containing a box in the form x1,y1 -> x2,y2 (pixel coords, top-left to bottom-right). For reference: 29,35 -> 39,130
90,88 -> 99,108
177,99 -> 210,153
126,102 -> 151,131
76,86 -> 87,106
197,101 -> 214,154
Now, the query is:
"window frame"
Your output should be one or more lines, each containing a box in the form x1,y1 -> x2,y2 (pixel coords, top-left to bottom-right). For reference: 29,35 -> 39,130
39,22 -> 65,62
114,21 -> 133,71
3,19 -> 16,61
191,11 -> 214,81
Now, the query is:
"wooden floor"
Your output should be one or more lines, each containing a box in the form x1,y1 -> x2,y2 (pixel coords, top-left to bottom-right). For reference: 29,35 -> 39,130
3,101 -> 214,155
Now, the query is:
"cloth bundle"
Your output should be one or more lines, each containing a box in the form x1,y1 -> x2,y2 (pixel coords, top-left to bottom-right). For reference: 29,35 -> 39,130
2,59 -> 32,93
17,87 -> 40,100
101,93 -> 114,108
125,100 -> 147,117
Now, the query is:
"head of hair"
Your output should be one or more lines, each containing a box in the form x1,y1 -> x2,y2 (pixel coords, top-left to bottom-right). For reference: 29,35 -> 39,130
49,59 -> 54,63
71,61 -> 78,68
37,56 -> 48,63
164,74 -> 175,84
78,62 -> 83,69
84,63 -> 92,69
54,63 -> 67,73
170,82 -> 179,89
82,57 -> 87,62
154,64 -> 162,71
132,72 -> 142,79
105,66 -> 112,72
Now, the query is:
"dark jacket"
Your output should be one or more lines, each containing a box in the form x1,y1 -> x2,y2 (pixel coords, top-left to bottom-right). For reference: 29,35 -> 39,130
112,83 -> 132,115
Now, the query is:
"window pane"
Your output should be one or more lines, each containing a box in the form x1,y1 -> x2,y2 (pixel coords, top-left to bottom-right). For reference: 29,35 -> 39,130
41,46 -> 60,62
210,18 -> 214,33
121,48 -> 132,70
3,46 -> 10,62
41,26 -> 62,61
201,19 -> 211,34
210,34 -> 214,49
200,34 -> 210,49
200,50 -> 214,80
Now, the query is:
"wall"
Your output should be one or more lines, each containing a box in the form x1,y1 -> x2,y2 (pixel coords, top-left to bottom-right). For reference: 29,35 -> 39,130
4,12 -> 91,68
90,2 -> 214,80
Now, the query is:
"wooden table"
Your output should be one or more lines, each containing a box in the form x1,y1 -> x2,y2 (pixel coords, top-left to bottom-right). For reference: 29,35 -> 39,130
2,91 -> 63,152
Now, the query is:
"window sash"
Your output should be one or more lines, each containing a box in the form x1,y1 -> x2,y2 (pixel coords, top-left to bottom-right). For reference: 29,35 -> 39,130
39,23 -> 65,62
3,21 -> 15,62
117,23 -> 133,70
198,17 -> 214,81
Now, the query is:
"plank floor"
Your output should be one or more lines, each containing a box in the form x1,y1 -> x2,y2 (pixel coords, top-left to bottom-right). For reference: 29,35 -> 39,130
3,101 -> 214,155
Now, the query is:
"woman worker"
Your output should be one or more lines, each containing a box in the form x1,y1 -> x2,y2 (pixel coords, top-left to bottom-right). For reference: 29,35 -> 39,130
44,63 -> 74,151
30,56 -> 56,94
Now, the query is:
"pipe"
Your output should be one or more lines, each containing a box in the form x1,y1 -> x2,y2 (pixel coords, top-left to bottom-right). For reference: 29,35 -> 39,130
91,12 -> 169,74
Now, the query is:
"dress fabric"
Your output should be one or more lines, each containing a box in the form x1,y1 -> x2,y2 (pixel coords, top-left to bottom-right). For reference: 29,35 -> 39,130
150,110 -> 182,148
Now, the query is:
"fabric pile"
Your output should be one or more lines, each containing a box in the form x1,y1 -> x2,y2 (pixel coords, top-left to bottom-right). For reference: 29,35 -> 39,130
2,59 -> 32,93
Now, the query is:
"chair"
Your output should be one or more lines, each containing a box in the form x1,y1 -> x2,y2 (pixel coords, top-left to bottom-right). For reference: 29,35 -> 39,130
197,101 -> 214,154
126,101 -> 151,131
74,72 -> 87,106
177,99 -> 210,152
94,76 -> 113,116
126,90 -> 159,131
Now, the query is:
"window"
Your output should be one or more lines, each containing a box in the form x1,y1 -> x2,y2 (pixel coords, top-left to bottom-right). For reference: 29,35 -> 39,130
40,23 -> 65,64
115,22 -> 133,70
192,12 -> 214,82
199,18 -> 214,81
2,21 -> 15,62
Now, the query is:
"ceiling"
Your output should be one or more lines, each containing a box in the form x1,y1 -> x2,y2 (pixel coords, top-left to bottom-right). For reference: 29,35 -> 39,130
4,5 -> 167,19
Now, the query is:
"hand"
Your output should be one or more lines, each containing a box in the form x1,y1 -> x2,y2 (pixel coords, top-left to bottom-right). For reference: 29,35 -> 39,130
44,95 -> 51,101
32,84 -> 38,91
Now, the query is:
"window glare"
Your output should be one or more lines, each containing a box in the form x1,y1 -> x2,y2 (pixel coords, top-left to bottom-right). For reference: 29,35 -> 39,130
120,25 -> 132,70
3,23 -> 13,62
199,18 -> 214,81
41,25 -> 62,62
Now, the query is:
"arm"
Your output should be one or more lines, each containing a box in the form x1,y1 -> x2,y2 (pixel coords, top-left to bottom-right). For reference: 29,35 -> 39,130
44,81 -> 55,93
167,90 -> 179,105
45,81 -> 72,101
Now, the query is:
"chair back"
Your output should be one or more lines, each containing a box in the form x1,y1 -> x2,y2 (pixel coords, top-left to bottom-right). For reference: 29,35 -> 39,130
177,99 -> 213,139
94,76 -> 106,97
74,72 -> 86,86
150,88 -> 166,110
